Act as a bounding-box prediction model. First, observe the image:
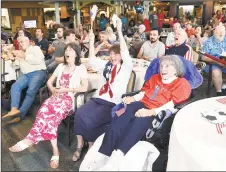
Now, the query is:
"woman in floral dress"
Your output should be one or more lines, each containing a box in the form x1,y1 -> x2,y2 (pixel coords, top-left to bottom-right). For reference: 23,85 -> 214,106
8,42 -> 88,169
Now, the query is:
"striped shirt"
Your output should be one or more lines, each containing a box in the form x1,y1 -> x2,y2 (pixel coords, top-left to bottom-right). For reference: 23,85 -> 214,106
166,42 -> 193,62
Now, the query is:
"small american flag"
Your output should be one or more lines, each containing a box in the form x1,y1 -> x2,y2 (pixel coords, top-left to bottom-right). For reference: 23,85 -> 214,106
215,97 -> 226,134
216,123 -> 226,134
216,97 -> 226,105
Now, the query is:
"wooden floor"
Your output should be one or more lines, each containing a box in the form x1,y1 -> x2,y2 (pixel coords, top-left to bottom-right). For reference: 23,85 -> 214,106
1,77 -> 217,171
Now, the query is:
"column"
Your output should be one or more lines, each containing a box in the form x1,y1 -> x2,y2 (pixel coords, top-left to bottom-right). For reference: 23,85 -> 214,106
55,2 -> 60,23
203,1 -> 214,25
169,2 -> 178,18
76,0 -> 81,26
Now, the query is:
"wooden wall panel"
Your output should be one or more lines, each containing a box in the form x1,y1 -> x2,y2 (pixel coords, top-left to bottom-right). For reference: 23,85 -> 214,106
9,8 -> 44,32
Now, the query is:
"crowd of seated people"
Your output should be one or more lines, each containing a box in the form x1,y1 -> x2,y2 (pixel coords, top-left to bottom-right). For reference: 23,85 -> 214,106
1,8 -> 226,171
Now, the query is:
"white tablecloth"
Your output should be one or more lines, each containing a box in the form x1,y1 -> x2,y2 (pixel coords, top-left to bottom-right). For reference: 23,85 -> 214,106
167,97 -> 226,171
1,59 -> 19,81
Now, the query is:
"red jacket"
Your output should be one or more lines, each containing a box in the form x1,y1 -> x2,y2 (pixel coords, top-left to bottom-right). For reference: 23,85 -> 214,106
140,74 -> 191,109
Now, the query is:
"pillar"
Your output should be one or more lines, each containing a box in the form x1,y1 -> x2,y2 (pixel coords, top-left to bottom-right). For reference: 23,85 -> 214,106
76,0 -> 81,26
169,2 -> 178,18
55,2 -> 60,23
203,1 -> 214,25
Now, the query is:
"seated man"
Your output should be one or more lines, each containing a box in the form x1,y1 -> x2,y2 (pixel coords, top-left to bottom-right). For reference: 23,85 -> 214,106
46,27 -> 65,72
72,19 -> 133,162
81,55 -> 191,171
95,31 -> 112,57
47,29 -> 77,73
2,36 -> 47,123
201,24 -> 226,96
166,28 -> 193,62
137,28 -> 165,61
165,22 -> 181,47
34,28 -> 51,61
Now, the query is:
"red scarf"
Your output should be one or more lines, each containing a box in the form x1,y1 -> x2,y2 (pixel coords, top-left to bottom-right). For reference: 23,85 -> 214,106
99,65 -> 121,98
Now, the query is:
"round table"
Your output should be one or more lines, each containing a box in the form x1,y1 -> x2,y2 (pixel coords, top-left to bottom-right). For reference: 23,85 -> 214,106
167,96 -> 226,171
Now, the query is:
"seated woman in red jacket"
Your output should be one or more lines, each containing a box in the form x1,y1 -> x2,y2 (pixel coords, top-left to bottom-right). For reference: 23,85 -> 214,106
86,54 -> 192,170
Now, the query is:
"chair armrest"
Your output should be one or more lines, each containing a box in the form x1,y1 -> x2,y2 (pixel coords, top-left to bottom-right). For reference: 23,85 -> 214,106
74,92 -> 87,109
84,88 -> 97,102
1,72 -> 9,77
174,98 -> 195,110
122,90 -> 141,98
74,89 -> 97,109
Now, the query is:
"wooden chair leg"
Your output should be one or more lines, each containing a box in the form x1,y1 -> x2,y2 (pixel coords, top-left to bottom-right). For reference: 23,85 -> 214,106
206,64 -> 212,97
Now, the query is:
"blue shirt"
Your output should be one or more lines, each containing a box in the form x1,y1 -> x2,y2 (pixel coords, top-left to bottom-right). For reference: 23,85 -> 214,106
99,18 -> 108,31
202,36 -> 226,57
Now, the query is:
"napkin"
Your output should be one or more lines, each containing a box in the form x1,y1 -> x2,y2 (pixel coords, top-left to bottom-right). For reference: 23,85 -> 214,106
112,14 -> 118,28
90,5 -> 98,21
201,109 -> 226,124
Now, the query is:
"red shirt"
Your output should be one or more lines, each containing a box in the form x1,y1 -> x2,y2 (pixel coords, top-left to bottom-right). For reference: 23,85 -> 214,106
186,28 -> 196,38
140,74 -> 191,109
143,19 -> 151,32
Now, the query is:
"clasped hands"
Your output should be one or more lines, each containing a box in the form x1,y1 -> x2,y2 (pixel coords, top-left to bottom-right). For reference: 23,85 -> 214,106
50,87 -> 66,97
7,50 -> 25,61
122,96 -> 156,117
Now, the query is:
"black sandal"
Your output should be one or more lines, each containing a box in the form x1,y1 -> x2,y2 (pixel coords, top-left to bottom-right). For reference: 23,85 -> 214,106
72,148 -> 83,162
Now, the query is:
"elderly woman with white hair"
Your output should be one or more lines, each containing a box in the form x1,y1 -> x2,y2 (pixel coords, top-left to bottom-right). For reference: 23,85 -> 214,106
106,26 -> 116,43
132,24 -> 147,41
82,55 -> 192,171
166,28 -> 194,62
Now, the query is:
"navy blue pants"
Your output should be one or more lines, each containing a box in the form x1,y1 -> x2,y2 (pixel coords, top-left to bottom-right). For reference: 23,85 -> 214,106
74,98 -> 115,142
99,101 -> 154,156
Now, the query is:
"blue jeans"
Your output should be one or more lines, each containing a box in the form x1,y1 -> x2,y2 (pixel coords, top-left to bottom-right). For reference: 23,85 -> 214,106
10,70 -> 47,119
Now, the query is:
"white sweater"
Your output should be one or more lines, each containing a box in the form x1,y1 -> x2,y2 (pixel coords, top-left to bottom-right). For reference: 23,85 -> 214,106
13,45 -> 46,74
53,63 -> 88,110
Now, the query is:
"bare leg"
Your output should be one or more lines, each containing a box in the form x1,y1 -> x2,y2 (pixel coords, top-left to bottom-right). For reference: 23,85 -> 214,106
72,135 -> 84,161
212,69 -> 223,92
50,138 -> 60,169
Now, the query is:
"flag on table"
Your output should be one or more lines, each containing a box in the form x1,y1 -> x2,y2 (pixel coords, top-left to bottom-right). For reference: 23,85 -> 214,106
216,97 -> 226,105
216,123 -> 226,134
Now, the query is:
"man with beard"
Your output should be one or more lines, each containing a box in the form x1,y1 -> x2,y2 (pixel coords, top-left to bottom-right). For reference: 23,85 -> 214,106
46,27 -> 65,72
201,24 -> 226,96
34,28 -> 50,61
137,28 -> 165,61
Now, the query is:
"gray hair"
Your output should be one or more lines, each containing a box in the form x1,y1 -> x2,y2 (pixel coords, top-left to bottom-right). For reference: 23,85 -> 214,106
159,55 -> 185,77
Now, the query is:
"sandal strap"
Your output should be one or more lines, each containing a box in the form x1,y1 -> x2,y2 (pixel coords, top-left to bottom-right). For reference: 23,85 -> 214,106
15,141 -> 29,150
76,147 -> 83,152
51,155 -> 59,161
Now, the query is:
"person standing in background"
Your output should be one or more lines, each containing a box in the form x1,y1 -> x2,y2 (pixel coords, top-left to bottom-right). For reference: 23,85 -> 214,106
99,14 -> 108,31
157,9 -> 165,29
149,10 -> 158,30
120,13 -> 128,34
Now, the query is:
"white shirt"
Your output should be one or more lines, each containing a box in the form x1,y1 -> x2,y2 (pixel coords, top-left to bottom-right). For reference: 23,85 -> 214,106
13,45 -> 46,74
88,49 -> 133,104
140,40 -> 165,61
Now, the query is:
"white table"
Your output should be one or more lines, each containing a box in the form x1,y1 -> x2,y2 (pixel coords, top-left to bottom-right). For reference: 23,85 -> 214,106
167,97 -> 226,171
1,59 -> 19,82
